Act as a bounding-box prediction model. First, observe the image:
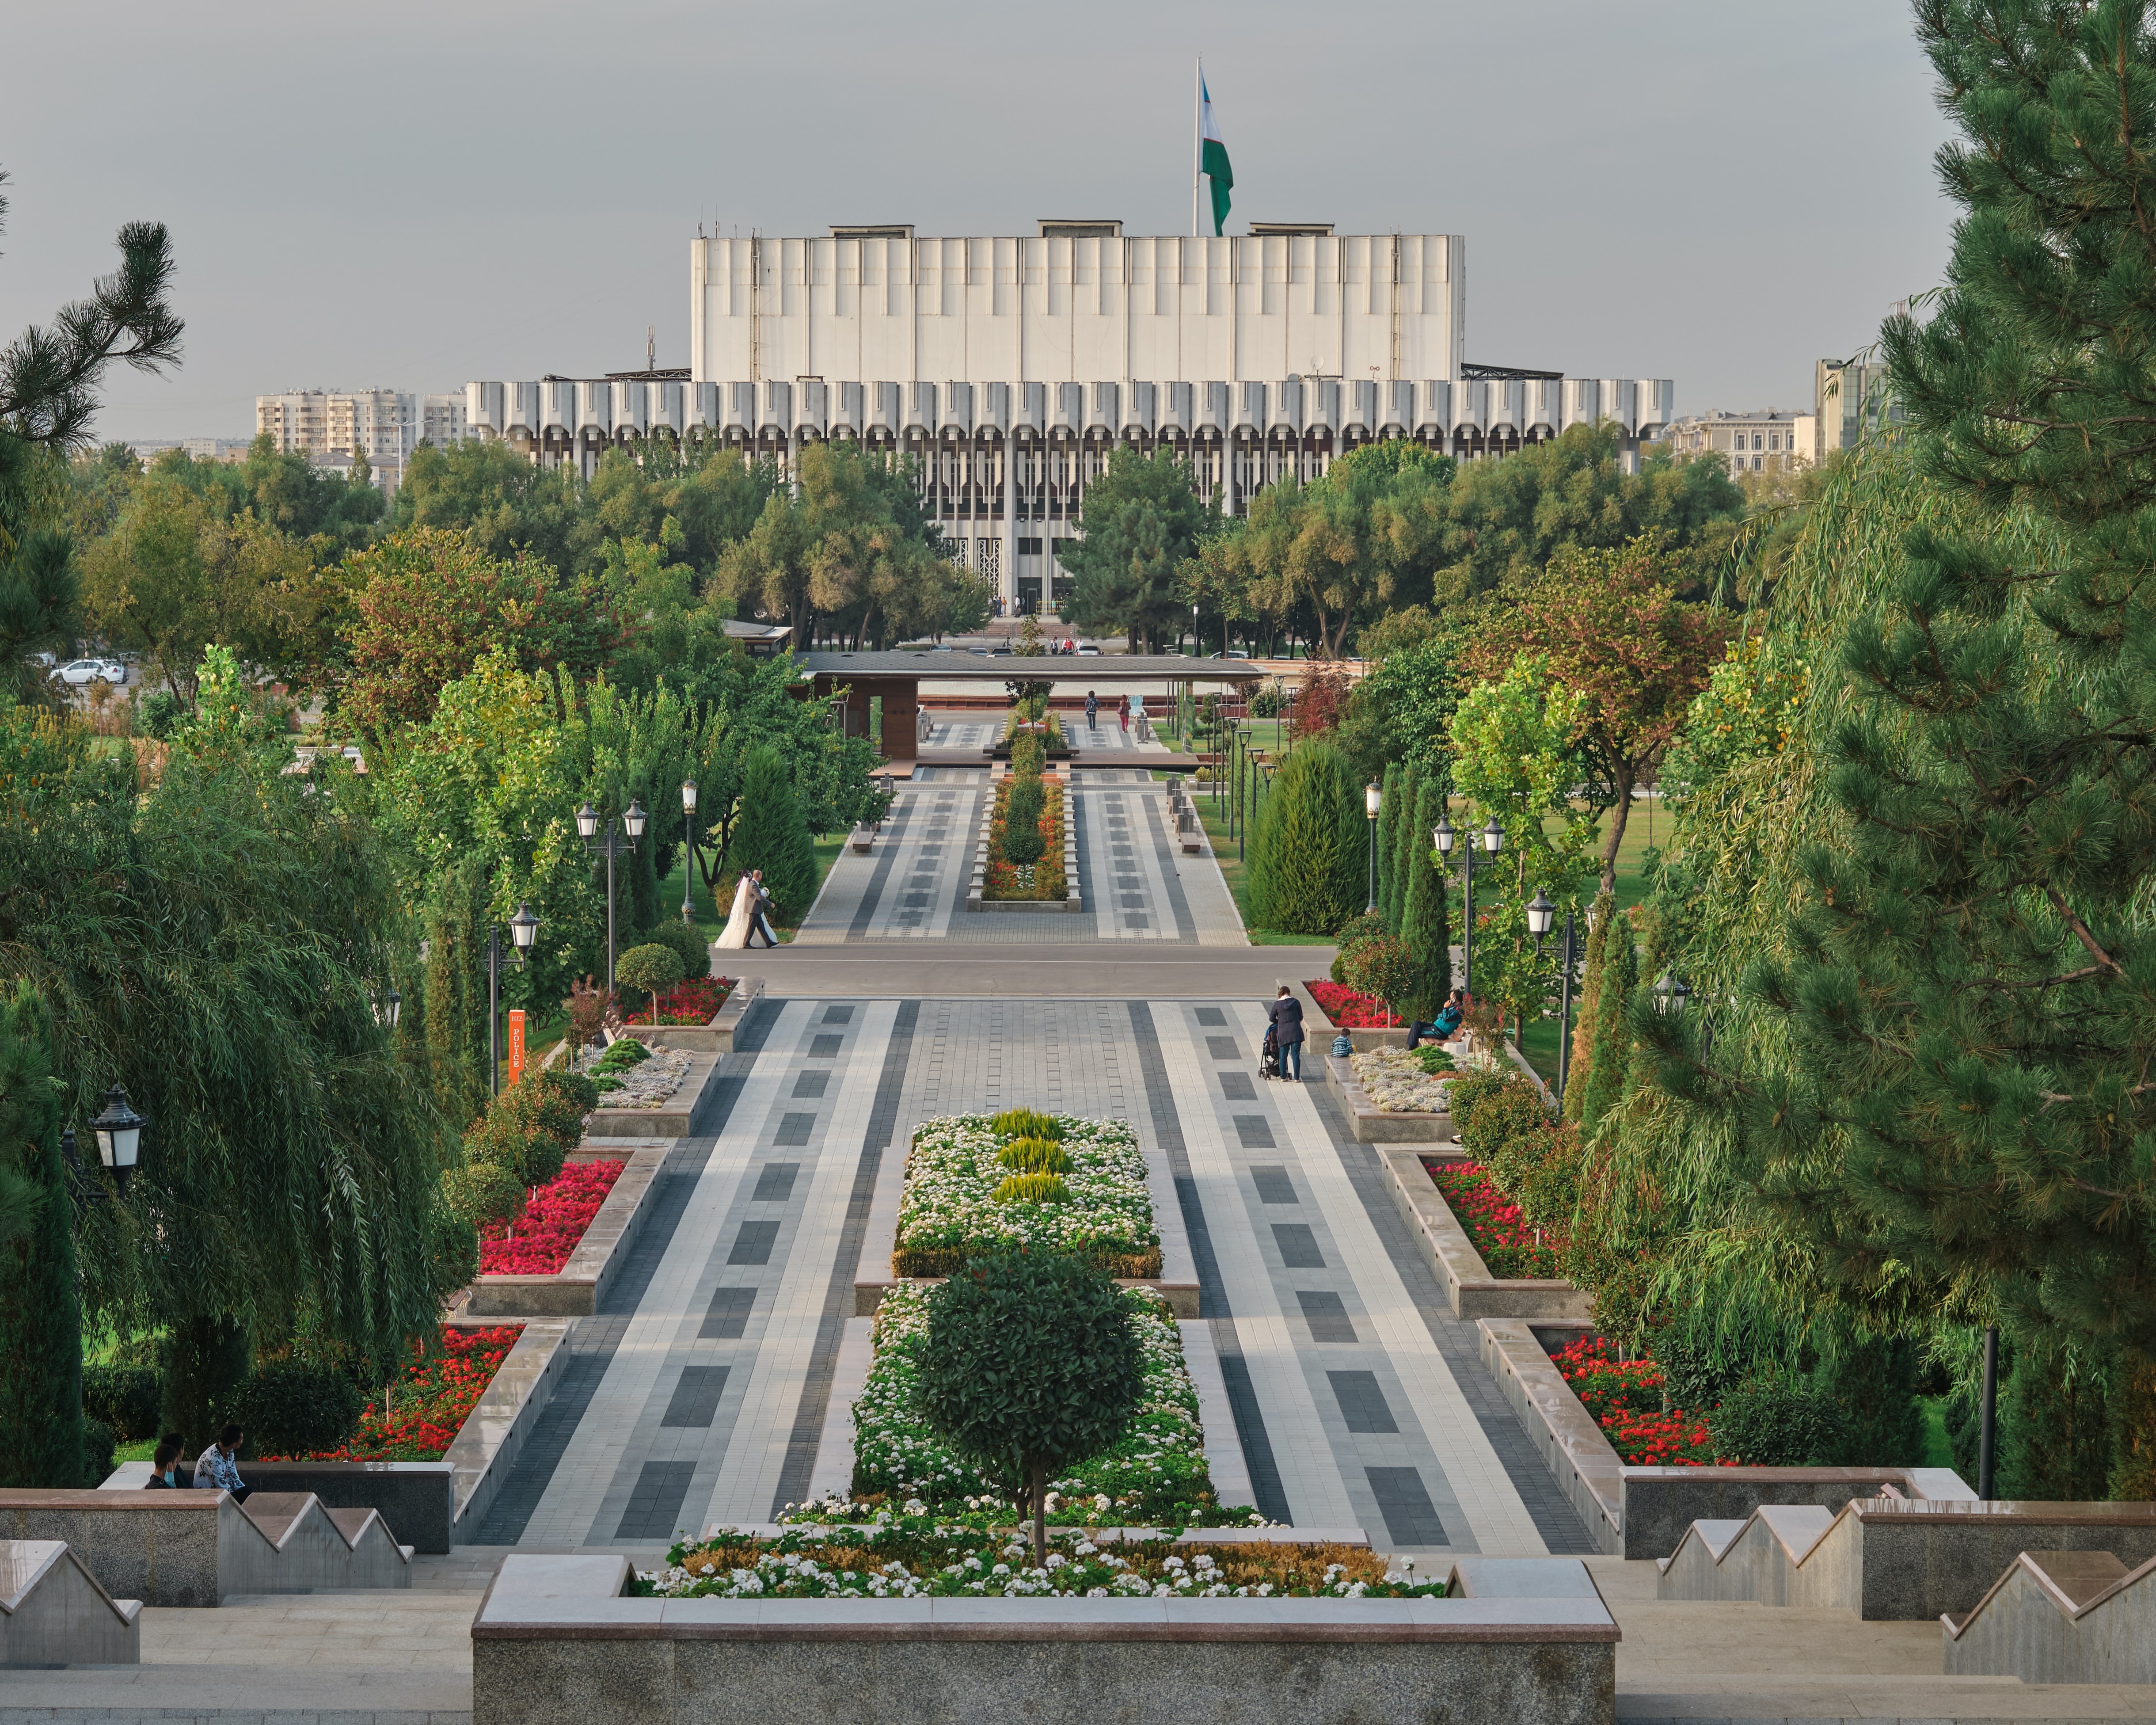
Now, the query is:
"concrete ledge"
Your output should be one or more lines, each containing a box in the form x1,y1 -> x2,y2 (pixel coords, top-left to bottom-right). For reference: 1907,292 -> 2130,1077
445,1318 -> 574,1539
638,977 -> 764,1054
0,1540 -> 140,1666
1382,1147 -> 1591,1321
1478,1321 -> 1624,1556
466,1142 -> 670,1318
1621,1465 -> 1979,1564
1323,1055 -> 1454,1143
211,1462 -> 454,1557
584,1046 -> 726,1139
1946,1547 -> 2156,1683
471,1555 -> 1619,1725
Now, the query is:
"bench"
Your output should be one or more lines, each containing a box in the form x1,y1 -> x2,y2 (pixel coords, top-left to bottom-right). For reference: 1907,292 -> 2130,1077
850,823 -> 878,853
0,1487 -> 412,1607
0,1540 -> 140,1666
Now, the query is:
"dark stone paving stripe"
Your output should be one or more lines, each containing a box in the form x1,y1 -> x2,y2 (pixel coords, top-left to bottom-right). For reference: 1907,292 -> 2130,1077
468,996 -> 778,1545
614,1459 -> 699,1541
767,998 -> 921,1516
1133,782 -> 1199,942
1294,1074 -> 1597,1555
846,792 -> 916,939
1127,1001 -> 1291,1526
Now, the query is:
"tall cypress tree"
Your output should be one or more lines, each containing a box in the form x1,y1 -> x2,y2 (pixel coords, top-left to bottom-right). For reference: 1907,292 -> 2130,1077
728,743 -> 818,922
1388,761 -> 1422,933
1376,762 -> 1402,931
0,983 -> 87,1485
1398,777 -> 1451,1023
424,864 -> 487,1128
1666,2 -> 2156,1485
1246,741 -> 1362,936
1579,907 -> 1636,1135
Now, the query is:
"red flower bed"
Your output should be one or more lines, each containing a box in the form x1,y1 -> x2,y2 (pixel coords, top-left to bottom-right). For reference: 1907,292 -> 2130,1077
1551,1335 -> 1728,1468
274,1325 -> 524,1462
1306,979 -> 1398,1028
651,975 -> 732,1026
478,1160 -> 624,1276
1423,1159 -> 1564,1279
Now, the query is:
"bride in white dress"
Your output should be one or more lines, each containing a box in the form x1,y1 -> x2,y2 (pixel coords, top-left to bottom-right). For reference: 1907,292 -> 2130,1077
715,873 -> 755,949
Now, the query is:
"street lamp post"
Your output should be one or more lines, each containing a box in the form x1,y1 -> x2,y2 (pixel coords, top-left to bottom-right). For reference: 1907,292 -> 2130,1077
487,902 -> 541,1097
680,780 -> 700,925
576,797 -> 647,997
1365,780 -> 1382,913
88,1085 -> 145,1198
1527,887 -> 1555,957
1554,906 -> 1578,1101
1433,812 -> 1505,1015
1654,971 -> 1691,1016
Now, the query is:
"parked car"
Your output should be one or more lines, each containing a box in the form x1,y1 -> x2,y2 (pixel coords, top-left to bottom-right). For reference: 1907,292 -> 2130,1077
1077,645 -> 1101,656
98,659 -> 127,684
58,659 -> 117,686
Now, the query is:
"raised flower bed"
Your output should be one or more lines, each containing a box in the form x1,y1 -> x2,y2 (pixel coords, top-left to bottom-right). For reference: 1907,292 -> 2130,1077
585,1037 -> 692,1109
1424,1159 -> 1562,1279
479,1161 -> 624,1276
837,1282 -> 1240,1526
982,776 -> 1069,902
639,1522 -> 1442,1599
1551,1336 -> 1723,1468
648,975 -> 733,1026
893,1113 -> 1159,1278
1306,979 -> 1399,1028
1350,1046 -> 1453,1113
271,1325 -> 525,1462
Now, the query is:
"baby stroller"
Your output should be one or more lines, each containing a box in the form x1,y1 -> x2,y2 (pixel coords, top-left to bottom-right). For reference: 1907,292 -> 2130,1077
1260,1020 -> 1282,1081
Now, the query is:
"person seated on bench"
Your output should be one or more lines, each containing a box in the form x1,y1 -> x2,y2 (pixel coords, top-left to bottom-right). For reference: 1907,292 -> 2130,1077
192,1423 -> 251,1501
145,1435 -> 189,1489
1405,990 -> 1466,1050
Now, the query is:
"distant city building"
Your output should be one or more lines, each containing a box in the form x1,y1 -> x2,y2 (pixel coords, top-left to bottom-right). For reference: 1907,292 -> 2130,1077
460,220 -> 1674,612
1815,355 -> 1900,454
421,393 -> 470,449
1666,408 -> 1809,473
257,389 -> 418,465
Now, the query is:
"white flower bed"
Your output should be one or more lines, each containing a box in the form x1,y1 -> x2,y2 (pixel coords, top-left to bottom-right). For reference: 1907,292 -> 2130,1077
1349,1048 -> 1453,1115
592,1046 -> 692,1109
837,1282 -> 1236,1524
894,1114 -> 1158,1276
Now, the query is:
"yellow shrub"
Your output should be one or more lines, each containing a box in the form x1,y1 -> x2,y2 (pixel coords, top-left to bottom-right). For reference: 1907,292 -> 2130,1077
996,1137 -> 1072,1174
991,1172 -> 1070,1205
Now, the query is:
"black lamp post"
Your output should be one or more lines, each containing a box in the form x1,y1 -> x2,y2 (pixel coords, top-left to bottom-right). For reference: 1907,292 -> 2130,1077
1654,971 -> 1691,1015
487,902 -> 540,1097
1977,1325 -> 2000,1499
576,797 -> 646,997
1554,905 -> 1579,1101
680,779 -> 700,925
89,1085 -> 144,1198
1527,887 -> 1555,956
1365,781 -> 1383,913
1434,812 -> 1504,1013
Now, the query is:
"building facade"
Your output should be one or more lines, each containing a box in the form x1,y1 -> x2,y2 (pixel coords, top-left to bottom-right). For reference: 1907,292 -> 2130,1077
461,221 -> 1674,612
1665,408 -> 1810,473
1815,356 -> 1899,455
256,389 -> 418,465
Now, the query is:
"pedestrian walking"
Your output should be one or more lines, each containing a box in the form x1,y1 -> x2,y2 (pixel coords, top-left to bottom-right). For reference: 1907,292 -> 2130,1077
1266,985 -> 1306,1081
1086,689 -> 1099,730
747,869 -> 780,947
1118,693 -> 1131,735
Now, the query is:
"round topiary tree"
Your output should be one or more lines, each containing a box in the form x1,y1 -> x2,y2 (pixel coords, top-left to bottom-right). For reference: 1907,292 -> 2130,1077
917,1250 -> 1143,1566
616,942 -> 685,1025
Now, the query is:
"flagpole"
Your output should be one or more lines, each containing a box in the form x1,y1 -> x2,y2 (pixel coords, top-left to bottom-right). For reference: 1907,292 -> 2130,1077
1193,56 -> 1203,238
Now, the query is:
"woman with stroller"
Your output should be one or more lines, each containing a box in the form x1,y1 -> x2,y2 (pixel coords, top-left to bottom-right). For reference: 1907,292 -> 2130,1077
1266,985 -> 1306,1081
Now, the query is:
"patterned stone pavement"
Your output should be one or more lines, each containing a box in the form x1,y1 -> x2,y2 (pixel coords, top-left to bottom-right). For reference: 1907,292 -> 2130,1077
473,997 -> 1593,1560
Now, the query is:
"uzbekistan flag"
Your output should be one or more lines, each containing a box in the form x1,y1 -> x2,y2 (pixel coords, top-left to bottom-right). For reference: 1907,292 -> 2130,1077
1201,75 -> 1234,237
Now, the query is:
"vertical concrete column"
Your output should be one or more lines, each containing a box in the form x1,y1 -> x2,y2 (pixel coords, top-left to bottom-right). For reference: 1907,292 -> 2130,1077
1002,429 -> 1018,615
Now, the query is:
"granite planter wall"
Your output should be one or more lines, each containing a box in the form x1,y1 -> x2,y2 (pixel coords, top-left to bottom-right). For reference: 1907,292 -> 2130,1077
470,1554 -> 1620,1725
1383,1152 -> 1591,1320
639,979 -> 764,1055
466,1143 -> 670,1318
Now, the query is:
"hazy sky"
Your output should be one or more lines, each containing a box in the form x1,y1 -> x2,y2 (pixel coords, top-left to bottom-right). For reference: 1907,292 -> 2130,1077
4,1 -> 1951,444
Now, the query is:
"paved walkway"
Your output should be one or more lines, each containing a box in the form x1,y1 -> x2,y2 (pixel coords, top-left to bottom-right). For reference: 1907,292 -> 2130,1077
471,996 -> 1591,1560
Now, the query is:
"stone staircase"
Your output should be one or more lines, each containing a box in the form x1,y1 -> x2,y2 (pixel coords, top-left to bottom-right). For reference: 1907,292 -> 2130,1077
0,1540 -> 141,1666
1944,1547 -> 2156,1685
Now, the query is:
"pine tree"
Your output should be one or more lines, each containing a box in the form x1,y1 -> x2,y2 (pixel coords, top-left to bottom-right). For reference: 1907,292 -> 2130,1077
1398,777 -> 1451,1023
1670,3 -> 2156,1475
1376,762 -> 1402,930
0,982 -> 87,1485
1579,907 -> 1636,1135
1564,892 -> 1615,1122
727,742 -> 817,921
1246,741 -> 1362,936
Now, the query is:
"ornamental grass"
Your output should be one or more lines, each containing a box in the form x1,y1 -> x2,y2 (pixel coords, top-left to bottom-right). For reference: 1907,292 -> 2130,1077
846,1283 -> 1234,1524
642,1523 -> 1445,1600
478,1159 -> 624,1276
279,1325 -> 523,1462
894,1113 -> 1159,1278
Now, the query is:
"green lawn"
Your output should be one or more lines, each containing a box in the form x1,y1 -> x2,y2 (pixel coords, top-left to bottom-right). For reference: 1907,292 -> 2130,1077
656,834 -> 844,947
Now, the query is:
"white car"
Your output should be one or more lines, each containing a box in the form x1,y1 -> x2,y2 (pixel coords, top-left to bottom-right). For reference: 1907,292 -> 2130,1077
58,659 -> 120,686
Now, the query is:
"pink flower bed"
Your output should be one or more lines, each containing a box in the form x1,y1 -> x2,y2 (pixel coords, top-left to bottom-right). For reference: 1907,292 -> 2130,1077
1306,979 -> 1398,1028
478,1160 -> 624,1276
1422,1159 -> 1564,1279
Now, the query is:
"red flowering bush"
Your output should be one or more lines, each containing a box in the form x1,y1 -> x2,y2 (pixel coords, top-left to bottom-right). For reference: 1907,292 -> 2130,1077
1550,1336 -> 1726,1468
1306,979 -> 1396,1028
1423,1160 -> 1563,1279
652,976 -> 732,1025
281,1325 -> 524,1462
478,1160 -> 624,1275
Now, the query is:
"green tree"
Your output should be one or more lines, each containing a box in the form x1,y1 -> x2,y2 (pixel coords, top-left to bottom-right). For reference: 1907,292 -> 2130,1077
1398,777 -> 1452,1023
1375,761 -> 1403,929
1578,910 -> 1637,1135
916,1252 -> 1143,1567
1059,447 -> 1214,650
726,742 -> 817,920
1563,892 -> 1616,1123
1246,740 -> 1361,936
0,981 -> 86,1485
1388,760 -> 1424,935
616,942 -> 685,1023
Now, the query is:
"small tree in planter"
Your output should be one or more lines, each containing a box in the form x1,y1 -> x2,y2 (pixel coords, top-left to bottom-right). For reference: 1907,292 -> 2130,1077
616,943 -> 685,1026
917,1250 -> 1143,1567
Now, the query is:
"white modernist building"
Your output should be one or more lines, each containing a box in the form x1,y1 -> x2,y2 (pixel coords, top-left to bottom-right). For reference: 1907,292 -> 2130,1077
463,221 -> 1673,611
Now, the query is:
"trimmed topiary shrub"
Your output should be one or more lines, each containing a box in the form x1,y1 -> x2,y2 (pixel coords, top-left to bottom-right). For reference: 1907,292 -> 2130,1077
996,1138 -> 1072,1175
616,944 -> 686,1022
1708,1374 -> 1849,1467
225,1359 -> 366,1460
918,1250 -> 1144,1565
989,1109 -> 1060,1139
991,1172 -> 1070,1205
83,1366 -> 163,1443
1001,776 -> 1046,865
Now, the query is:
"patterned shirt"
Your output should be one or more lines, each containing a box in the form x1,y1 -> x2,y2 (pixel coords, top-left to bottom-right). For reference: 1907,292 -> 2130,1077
192,1445 -> 245,1495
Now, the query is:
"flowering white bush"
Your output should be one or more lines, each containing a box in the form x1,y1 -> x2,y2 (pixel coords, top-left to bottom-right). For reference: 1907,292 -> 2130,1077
639,1527 -> 1444,1600
1349,1048 -> 1453,1115
894,1113 -> 1159,1275
844,1283 -> 1247,1524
